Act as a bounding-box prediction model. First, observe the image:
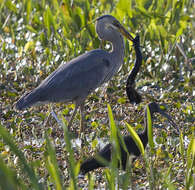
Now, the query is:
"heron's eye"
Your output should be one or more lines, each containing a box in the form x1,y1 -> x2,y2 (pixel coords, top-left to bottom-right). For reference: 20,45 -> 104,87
113,20 -> 120,27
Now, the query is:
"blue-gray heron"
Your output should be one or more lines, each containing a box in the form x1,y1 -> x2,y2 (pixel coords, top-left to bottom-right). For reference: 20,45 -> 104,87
16,15 -> 134,132
80,102 -> 179,174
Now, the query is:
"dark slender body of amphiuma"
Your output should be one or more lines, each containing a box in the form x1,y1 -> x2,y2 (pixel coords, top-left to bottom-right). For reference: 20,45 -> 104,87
126,35 -> 142,104
80,128 -> 148,174
80,103 -> 178,174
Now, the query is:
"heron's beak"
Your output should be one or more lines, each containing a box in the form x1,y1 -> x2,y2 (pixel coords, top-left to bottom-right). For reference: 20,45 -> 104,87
158,109 -> 180,134
114,23 -> 134,41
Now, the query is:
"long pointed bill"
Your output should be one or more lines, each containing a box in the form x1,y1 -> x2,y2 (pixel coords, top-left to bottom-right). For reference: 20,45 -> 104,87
115,23 -> 134,41
158,109 -> 180,134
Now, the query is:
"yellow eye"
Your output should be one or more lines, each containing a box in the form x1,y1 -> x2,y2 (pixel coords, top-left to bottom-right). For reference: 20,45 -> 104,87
159,105 -> 166,111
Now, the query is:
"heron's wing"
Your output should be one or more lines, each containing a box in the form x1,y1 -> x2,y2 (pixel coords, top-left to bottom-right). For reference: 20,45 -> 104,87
36,50 -> 112,102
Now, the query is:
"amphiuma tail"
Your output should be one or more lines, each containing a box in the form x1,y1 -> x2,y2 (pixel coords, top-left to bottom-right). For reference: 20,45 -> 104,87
80,158 -> 103,175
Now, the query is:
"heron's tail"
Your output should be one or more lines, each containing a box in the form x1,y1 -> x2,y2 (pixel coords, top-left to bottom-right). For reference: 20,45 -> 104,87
15,90 -> 41,110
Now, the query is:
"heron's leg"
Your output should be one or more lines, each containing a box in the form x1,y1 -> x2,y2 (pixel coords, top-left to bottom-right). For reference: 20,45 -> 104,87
67,104 -> 79,130
43,109 -> 51,127
47,104 -> 62,126
79,103 -> 87,154
51,109 -> 63,126
79,103 -> 85,134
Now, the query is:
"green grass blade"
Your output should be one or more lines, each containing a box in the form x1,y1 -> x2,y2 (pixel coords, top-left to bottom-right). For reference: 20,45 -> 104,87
104,169 -> 115,190
88,173 -> 95,190
43,6 -> 51,37
107,104 -> 121,189
0,125 -> 43,190
26,0 -> 32,23
125,122 -> 145,156
185,137 -> 195,189
144,106 -> 155,188
147,105 -> 154,154
117,129 -> 129,158
187,137 -> 195,167
0,156 -> 27,190
61,119 -> 78,190
115,134 -> 127,171
179,131 -> 185,162
45,134 -> 62,190
117,123 -> 133,188
5,0 -> 17,13
107,104 -> 121,160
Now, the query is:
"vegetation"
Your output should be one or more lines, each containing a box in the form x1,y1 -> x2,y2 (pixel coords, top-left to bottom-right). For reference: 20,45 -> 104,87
0,0 -> 194,189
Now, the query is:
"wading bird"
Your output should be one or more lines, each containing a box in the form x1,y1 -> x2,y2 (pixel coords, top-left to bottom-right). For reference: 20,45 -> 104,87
16,15 -> 134,133
80,102 -> 179,174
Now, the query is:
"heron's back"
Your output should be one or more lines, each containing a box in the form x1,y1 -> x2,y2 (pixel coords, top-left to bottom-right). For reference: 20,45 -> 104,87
16,49 -> 114,110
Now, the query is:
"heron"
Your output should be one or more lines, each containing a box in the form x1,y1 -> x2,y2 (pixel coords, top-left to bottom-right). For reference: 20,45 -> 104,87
15,15 -> 134,133
80,102 -> 179,174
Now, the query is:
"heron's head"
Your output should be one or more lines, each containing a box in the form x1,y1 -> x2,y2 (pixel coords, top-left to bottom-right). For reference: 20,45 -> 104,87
146,102 -> 179,134
96,15 -> 134,42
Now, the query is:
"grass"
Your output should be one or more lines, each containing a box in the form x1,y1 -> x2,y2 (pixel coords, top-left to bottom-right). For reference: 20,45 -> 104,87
0,0 -> 194,189
0,103 -> 194,189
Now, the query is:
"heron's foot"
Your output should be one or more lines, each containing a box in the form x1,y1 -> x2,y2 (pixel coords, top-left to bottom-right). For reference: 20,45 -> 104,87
79,116 -> 86,135
79,125 -> 84,137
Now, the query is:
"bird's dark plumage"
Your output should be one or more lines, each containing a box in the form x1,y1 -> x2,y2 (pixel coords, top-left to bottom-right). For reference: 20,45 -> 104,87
80,134 -> 147,174
80,102 -> 178,175
126,35 -> 142,104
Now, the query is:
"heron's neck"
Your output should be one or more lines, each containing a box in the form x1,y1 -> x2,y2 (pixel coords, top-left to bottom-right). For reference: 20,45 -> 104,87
110,33 -> 125,70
